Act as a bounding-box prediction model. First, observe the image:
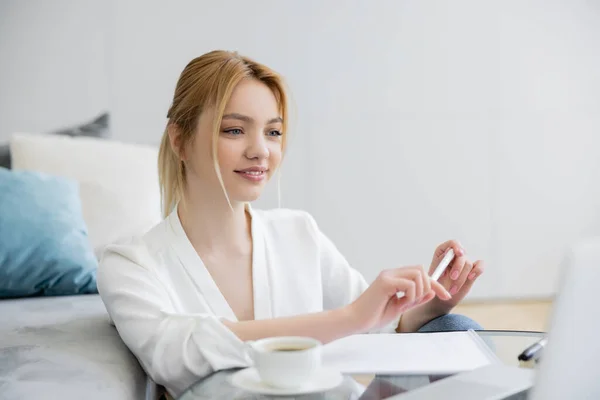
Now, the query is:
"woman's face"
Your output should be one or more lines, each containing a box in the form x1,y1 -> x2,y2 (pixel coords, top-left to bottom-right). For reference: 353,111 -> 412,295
183,78 -> 283,204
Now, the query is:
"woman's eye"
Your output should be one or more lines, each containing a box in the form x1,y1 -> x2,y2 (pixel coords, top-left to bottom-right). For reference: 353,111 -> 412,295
268,130 -> 282,137
224,128 -> 243,135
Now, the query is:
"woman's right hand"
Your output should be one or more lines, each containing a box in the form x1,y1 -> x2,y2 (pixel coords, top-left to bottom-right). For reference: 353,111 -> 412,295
347,266 -> 452,332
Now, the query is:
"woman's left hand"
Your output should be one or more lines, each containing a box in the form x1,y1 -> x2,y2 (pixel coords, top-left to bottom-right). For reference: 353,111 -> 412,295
425,240 -> 485,314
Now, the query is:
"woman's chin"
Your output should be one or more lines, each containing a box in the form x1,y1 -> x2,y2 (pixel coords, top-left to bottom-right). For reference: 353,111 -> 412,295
225,177 -> 271,204
230,188 -> 265,204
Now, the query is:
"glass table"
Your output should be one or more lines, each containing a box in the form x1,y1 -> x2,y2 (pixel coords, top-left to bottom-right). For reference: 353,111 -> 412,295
178,330 -> 544,400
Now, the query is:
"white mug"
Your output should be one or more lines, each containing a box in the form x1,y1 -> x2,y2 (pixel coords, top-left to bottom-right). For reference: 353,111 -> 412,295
245,336 -> 322,389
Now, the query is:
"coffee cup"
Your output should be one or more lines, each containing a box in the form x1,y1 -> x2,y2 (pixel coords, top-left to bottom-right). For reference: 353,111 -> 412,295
245,336 -> 322,389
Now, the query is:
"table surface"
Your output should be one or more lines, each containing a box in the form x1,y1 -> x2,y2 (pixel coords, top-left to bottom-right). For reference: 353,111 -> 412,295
178,330 -> 545,400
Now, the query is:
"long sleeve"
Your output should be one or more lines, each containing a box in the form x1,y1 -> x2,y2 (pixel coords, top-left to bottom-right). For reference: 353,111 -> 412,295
96,242 -> 251,398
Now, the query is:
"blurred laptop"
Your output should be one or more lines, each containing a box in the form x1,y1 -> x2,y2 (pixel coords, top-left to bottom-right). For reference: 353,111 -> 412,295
388,237 -> 600,400
528,237 -> 600,399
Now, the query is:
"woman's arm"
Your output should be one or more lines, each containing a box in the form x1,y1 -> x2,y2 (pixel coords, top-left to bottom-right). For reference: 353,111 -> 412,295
223,266 -> 450,342
303,212 -> 451,334
222,306 -> 361,344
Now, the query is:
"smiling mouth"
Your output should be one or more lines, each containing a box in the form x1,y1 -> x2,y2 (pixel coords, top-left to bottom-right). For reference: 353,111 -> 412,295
234,169 -> 268,181
235,170 -> 266,176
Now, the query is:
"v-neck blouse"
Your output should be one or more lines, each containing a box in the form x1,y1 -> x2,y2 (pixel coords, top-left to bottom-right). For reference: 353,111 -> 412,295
97,206 -> 370,398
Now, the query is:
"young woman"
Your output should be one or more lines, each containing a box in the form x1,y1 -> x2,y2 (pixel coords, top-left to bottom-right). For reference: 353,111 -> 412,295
97,50 -> 484,398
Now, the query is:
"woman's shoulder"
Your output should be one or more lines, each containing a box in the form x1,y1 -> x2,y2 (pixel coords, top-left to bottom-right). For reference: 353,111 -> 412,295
98,218 -> 171,271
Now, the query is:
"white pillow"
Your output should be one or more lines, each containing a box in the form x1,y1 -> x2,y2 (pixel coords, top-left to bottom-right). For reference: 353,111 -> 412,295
9,133 -> 162,258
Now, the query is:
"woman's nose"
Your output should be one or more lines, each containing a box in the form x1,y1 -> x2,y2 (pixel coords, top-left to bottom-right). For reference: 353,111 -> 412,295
245,134 -> 270,160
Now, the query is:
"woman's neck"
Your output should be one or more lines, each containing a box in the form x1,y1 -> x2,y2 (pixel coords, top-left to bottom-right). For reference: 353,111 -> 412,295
177,184 -> 252,258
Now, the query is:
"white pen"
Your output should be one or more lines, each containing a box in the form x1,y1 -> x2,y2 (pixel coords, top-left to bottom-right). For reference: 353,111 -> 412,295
431,248 -> 455,281
396,248 -> 455,298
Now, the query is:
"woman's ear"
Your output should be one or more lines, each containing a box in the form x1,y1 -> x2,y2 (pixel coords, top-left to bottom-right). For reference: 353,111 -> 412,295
167,123 -> 185,161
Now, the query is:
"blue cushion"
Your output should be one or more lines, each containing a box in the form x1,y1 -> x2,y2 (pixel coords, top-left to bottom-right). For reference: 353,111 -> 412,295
0,167 -> 98,298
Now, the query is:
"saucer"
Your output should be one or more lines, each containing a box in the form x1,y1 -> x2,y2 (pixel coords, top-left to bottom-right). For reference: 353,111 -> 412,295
229,367 -> 344,395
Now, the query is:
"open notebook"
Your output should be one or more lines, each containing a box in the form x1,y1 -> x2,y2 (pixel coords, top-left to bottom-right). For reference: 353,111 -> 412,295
322,330 -> 500,375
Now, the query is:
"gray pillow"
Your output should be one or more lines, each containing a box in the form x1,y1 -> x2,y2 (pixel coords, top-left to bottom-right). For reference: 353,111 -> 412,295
0,112 -> 110,169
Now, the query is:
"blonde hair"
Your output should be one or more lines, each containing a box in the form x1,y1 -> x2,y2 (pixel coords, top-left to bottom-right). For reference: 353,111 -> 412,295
158,50 -> 289,218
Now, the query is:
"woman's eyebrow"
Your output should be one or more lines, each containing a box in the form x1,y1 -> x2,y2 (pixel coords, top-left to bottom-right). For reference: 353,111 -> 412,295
267,117 -> 283,124
222,113 -> 282,124
222,113 -> 252,122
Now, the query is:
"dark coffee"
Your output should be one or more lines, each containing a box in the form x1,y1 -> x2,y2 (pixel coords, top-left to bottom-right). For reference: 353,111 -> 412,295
267,344 -> 313,352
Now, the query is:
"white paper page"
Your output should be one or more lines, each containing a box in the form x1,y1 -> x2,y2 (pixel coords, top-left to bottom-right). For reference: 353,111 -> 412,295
322,331 -> 497,375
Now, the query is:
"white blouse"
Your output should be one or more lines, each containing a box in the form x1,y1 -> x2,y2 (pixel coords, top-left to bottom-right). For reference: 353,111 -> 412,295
97,205 -> 394,397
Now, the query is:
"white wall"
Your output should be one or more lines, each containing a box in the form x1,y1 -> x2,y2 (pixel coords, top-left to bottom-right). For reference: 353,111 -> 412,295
2,0 -> 599,300
0,0 -> 110,139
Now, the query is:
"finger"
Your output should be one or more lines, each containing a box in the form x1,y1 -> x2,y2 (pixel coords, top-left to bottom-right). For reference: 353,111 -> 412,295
449,255 -> 467,281
417,290 -> 435,305
414,266 -> 424,301
410,265 -> 430,301
468,260 -> 485,281
389,294 -> 418,315
429,247 -> 456,276
386,277 -> 417,304
453,263 -> 482,296
394,290 -> 435,314
435,239 -> 465,258
450,260 -> 474,295
388,266 -> 425,300
421,264 -> 431,296
430,279 -> 452,300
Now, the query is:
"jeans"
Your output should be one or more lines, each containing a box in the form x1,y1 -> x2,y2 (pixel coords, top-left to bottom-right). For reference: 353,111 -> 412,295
417,313 -> 483,333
